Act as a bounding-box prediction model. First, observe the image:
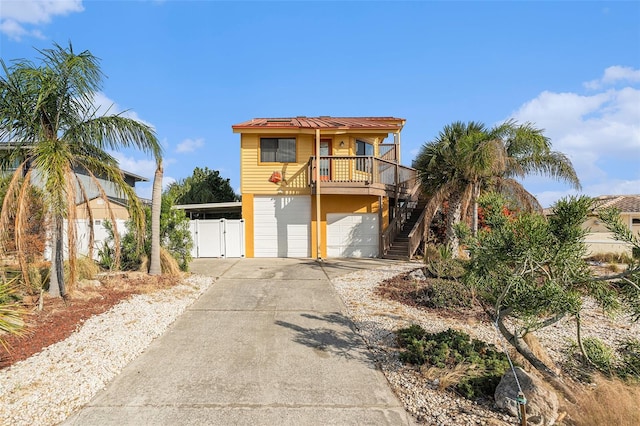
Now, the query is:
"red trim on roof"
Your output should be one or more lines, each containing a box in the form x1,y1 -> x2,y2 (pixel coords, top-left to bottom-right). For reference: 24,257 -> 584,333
232,116 -> 405,130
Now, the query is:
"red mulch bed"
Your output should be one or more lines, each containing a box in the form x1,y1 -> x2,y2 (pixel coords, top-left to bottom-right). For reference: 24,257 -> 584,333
0,273 -> 181,370
376,271 -> 486,322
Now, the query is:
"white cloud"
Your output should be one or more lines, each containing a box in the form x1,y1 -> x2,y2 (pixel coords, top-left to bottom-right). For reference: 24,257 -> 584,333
91,92 -> 154,128
0,0 -> 84,41
109,151 -> 157,181
512,89 -> 640,175
511,67 -> 640,207
176,138 -> 205,153
584,66 -> 640,90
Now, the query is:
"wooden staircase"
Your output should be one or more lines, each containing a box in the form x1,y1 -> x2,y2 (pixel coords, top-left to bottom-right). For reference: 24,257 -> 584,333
383,198 -> 427,260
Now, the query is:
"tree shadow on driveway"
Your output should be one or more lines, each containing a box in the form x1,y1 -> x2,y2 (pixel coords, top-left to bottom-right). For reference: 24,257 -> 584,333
274,312 -> 376,365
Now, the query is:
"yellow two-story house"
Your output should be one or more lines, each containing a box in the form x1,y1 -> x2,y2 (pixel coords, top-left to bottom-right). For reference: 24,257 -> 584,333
233,116 -> 420,259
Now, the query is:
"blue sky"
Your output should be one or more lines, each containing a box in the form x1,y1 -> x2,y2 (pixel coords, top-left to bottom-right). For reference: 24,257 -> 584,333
1,0 -> 639,207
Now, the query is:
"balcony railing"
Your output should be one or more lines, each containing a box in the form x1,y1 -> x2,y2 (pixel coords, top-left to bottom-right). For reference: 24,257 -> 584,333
309,155 -> 415,188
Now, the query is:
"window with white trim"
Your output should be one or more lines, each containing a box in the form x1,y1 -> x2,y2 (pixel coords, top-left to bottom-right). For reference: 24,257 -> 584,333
355,140 -> 373,172
260,138 -> 296,163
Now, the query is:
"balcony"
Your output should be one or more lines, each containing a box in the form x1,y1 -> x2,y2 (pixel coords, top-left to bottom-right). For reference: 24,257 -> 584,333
308,156 -> 418,199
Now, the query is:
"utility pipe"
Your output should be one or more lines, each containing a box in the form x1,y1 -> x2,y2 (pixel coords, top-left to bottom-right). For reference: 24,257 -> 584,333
315,128 -> 322,260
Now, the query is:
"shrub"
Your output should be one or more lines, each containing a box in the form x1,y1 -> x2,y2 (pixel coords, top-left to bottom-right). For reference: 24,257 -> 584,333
423,244 -> 466,279
583,337 -> 615,374
376,274 -> 474,311
566,337 -> 640,382
415,278 -> 473,309
618,338 -> 640,381
586,252 -> 633,265
396,325 -> 511,399
98,196 -> 193,272
0,276 -> 28,350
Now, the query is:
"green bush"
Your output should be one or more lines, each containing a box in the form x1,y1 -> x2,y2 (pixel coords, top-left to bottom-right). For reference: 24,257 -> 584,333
583,338 -> 615,373
568,337 -> 619,380
396,325 -> 511,399
423,243 -> 466,279
567,337 -> 640,383
98,196 -> 193,272
617,338 -> 640,381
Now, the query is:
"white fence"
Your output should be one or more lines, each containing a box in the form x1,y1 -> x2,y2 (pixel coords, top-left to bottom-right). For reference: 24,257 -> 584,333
46,218 -> 246,261
44,219 -> 127,261
189,219 -> 245,258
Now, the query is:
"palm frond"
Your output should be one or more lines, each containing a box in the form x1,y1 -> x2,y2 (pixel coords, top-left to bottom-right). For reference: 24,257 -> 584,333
65,115 -> 162,159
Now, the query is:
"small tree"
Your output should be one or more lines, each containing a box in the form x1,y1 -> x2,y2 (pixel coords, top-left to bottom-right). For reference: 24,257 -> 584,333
464,193 -> 639,394
100,194 -> 192,272
166,167 -> 238,217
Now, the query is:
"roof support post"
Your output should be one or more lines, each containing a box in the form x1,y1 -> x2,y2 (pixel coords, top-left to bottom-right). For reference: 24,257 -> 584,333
394,130 -> 401,163
315,128 -> 322,260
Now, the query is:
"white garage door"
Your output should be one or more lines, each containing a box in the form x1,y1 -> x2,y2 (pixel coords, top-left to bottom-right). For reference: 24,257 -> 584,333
327,213 -> 379,258
254,196 -> 311,257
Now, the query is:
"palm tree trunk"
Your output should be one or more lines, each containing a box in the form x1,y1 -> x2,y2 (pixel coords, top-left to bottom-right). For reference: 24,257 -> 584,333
149,160 -> 163,275
445,192 -> 462,258
49,215 -> 66,297
471,181 -> 480,237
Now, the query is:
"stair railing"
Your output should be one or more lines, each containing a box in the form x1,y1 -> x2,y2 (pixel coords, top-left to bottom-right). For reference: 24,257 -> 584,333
406,207 -> 427,259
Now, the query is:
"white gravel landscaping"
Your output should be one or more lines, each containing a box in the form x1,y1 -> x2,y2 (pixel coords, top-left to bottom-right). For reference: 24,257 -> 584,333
0,275 -> 214,426
1,262 -> 637,426
330,262 -> 640,425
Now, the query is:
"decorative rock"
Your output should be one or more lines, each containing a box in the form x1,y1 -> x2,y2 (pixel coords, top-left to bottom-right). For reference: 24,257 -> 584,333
495,367 -> 559,426
77,279 -> 102,289
407,268 -> 427,281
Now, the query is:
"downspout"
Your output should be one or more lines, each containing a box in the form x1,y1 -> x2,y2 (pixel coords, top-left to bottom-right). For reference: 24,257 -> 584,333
394,130 -> 400,220
315,128 -> 322,260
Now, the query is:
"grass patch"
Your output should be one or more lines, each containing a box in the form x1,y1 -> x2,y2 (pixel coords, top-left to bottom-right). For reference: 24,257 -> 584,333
567,337 -> 640,383
569,376 -> 640,426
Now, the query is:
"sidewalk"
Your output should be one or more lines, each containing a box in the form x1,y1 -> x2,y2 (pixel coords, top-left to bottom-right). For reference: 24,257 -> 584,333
64,258 -> 414,425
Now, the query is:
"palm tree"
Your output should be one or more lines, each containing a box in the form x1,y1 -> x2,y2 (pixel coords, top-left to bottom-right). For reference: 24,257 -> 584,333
0,42 -> 162,296
149,159 -> 163,275
415,120 -> 580,256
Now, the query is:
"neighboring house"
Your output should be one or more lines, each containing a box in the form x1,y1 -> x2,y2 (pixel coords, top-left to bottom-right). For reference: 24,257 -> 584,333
73,169 -> 148,221
0,143 -> 147,221
232,116 -> 421,259
1,143 -> 148,258
583,195 -> 640,257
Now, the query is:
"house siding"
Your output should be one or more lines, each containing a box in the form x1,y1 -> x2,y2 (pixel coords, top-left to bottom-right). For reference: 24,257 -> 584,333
75,198 -> 130,221
583,213 -> 639,256
240,134 -> 313,195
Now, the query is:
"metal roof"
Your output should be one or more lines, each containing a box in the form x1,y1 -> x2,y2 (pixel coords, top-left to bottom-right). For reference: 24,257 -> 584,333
232,116 -> 405,131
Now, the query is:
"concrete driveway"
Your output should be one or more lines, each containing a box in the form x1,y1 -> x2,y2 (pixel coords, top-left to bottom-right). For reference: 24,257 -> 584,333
64,258 -> 413,425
